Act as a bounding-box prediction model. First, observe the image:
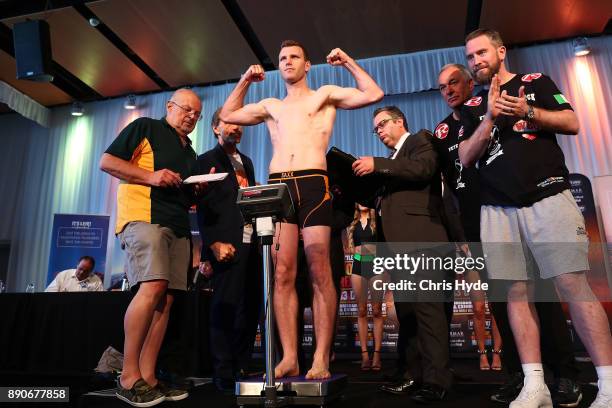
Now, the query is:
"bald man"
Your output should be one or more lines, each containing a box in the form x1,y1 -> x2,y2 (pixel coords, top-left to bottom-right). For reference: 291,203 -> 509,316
101,88 -> 209,406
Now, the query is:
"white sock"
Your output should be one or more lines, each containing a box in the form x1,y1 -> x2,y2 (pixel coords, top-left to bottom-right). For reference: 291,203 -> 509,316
596,366 -> 612,395
522,363 -> 545,389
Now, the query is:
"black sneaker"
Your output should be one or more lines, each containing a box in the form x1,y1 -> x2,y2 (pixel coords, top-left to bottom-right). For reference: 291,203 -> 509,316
490,372 -> 524,404
116,378 -> 165,407
551,378 -> 582,408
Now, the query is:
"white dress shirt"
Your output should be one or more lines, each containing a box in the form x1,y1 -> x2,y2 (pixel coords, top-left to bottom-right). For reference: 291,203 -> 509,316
45,269 -> 104,292
391,132 -> 411,159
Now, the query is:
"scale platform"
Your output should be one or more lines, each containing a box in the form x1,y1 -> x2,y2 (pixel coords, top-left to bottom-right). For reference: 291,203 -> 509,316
236,374 -> 347,407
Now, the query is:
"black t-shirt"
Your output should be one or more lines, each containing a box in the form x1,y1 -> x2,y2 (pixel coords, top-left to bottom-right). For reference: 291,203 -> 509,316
458,73 -> 573,207
433,113 -> 481,241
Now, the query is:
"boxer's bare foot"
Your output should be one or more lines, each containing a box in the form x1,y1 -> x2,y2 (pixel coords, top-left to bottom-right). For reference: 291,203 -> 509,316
274,359 -> 299,378
305,361 -> 331,380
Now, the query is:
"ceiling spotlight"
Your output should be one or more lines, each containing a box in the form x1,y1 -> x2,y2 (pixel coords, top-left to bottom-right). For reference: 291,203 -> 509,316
572,37 -> 590,57
88,17 -> 100,27
124,94 -> 137,110
71,101 -> 84,116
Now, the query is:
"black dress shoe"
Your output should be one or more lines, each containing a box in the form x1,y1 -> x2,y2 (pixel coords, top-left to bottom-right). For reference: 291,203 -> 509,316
380,379 -> 419,395
411,383 -> 446,404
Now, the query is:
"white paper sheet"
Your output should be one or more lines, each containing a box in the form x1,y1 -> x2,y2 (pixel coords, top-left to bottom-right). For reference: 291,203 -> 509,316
183,173 -> 228,184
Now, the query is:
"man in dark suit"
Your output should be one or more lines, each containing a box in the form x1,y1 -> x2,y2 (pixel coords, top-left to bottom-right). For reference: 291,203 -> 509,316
196,108 -> 262,393
353,105 -> 452,403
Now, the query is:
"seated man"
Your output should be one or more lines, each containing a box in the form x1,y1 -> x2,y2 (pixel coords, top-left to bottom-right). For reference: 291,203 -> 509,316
45,255 -> 104,292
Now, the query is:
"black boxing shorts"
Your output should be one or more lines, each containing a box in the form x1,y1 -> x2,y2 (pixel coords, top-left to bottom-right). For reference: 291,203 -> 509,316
268,169 -> 332,229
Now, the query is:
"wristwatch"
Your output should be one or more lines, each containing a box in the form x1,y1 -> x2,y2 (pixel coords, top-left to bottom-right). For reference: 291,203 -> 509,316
525,105 -> 535,121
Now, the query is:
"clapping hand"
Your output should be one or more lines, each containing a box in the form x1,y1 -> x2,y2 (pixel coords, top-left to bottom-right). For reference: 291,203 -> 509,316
496,85 -> 529,118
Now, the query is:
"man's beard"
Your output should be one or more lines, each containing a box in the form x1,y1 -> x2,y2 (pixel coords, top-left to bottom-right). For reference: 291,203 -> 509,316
474,58 -> 501,84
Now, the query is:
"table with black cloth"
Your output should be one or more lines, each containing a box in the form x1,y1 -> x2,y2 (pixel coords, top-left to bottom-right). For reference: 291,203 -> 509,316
0,291 -> 211,376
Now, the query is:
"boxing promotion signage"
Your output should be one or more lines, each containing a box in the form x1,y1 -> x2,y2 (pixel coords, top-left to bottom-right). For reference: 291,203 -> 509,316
47,214 -> 110,286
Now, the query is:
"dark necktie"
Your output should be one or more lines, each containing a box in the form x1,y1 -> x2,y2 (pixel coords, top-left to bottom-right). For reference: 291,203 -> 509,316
388,148 -> 397,159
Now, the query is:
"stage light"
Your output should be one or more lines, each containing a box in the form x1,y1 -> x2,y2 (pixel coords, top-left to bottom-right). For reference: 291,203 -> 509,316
572,37 -> 590,57
124,94 -> 137,110
71,102 -> 84,116
62,116 -> 92,207
575,58 -> 593,100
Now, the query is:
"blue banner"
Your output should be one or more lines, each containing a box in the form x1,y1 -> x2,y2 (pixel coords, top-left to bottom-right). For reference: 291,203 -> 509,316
47,214 -> 110,286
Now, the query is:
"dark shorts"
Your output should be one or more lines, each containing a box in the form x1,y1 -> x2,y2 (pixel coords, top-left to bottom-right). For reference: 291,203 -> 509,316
351,257 -> 376,280
268,169 -> 332,229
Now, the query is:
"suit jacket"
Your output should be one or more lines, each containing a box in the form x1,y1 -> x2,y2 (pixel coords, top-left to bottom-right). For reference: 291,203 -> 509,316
196,143 -> 256,262
372,129 -> 448,243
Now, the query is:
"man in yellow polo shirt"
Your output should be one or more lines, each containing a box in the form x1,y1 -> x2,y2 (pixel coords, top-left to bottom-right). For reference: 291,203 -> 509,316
100,88 -> 206,407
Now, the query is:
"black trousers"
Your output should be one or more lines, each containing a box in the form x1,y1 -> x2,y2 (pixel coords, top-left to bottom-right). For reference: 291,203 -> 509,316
209,242 -> 262,380
393,247 -> 454,390
375,214 -> 453,390
395,300 -> 453,389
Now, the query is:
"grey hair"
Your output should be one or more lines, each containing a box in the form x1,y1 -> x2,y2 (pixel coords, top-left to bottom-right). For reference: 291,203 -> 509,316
438,63 -> 473,82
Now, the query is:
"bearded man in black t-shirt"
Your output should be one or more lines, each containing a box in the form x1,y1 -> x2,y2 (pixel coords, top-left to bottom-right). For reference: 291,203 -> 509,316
436,63 -> 584,406
458,29 -> 612,408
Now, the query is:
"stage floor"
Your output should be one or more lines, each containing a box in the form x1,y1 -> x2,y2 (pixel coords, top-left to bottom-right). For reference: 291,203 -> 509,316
0,357 -> 599,407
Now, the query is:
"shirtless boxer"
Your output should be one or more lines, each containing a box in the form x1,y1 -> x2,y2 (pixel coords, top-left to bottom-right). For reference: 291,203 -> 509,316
220,40 -> 383,379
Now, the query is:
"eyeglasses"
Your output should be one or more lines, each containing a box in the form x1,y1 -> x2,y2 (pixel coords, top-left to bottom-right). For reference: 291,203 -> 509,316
372,117 -> 394,134
169,100 -> 202,121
